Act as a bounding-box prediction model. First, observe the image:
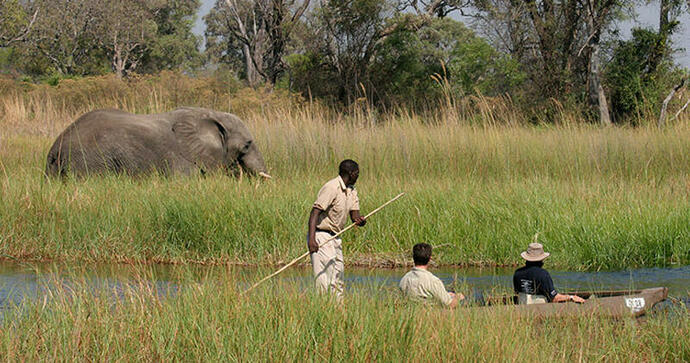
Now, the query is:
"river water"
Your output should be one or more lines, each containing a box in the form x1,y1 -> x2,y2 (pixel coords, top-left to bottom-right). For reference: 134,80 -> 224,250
1,262 -> 688,310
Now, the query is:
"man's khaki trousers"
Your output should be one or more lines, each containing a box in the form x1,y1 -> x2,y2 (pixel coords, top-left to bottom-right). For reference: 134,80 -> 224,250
310,231 -> 344,300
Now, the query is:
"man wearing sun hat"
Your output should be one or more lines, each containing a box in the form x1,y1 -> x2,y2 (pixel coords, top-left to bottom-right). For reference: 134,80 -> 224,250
513,243 -> 586,305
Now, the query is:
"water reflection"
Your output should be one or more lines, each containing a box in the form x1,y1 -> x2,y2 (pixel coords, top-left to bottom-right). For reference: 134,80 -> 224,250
0,263 -> 178,311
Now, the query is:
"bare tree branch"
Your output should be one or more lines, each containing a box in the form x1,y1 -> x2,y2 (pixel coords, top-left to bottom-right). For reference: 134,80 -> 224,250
670,98 -> 690,122
215,0 -> 311,87
0,8 -> 38,46
659,77 -> 687,127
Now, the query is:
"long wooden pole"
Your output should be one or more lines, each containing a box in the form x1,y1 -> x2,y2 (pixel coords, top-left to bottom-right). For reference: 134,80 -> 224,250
242,192 -> 405,295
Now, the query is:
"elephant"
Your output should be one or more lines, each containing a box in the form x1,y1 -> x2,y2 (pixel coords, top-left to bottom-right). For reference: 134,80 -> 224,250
45,107 -> 271,179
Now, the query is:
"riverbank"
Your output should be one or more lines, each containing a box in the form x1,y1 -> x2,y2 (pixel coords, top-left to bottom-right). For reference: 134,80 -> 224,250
1,273 -> 688,361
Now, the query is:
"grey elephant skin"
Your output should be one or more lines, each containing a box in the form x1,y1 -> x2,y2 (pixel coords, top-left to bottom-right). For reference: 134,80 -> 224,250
45,107 -> 270,178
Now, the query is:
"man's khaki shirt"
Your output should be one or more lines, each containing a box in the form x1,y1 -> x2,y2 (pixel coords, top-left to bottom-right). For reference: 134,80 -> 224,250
313,176 -> 360,233
399,267 -> 453,306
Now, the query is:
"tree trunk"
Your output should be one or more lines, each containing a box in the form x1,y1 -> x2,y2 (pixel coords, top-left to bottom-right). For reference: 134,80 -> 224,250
252,28 -> 267,83
586,4 -> 611,126
660,0 -> 670,32
243,44 -> 259,88
113,44 -> 124,79
589,42 -> 611,125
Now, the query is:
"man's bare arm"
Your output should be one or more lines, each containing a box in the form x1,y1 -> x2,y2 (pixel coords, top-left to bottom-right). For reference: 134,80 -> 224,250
447,292 -> 465,309
553,293 -> 585,303
350,210 -> 366,226
308,207 -> 322,253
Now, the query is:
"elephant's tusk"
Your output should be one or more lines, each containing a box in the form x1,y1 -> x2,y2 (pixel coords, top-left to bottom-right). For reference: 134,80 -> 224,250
258,172 -> 272,179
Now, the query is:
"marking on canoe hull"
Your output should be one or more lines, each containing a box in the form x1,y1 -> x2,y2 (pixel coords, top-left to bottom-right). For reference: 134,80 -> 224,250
625,297 -> 646,313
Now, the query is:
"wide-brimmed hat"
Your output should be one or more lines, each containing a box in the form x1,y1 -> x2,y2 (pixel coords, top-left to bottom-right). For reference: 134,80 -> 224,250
520,242 -> 550,262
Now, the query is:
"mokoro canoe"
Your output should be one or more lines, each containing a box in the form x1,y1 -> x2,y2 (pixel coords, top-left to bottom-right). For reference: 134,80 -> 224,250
481,287 -> 668,318
486,288 -> 654,305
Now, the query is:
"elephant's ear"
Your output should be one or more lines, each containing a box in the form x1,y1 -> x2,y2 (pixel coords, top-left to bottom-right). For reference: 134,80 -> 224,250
172,118 -> 226,171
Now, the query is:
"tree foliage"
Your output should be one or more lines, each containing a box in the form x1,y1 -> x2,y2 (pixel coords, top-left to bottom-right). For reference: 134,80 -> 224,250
313,0 -> 390,102
7,0 -> 200,79
204,0 -> 310,87
0,0 -> 37,46
20,0 -> 104,76
99,0 -> 159,78
1,0 -> 687,124
139,0 -> 203,74
283,1 -> 523,107
605,26 -> 681,122
370,17 -> 524,106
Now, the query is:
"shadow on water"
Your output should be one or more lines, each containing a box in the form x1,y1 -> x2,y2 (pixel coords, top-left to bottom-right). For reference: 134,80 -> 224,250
1,262 -> 688,315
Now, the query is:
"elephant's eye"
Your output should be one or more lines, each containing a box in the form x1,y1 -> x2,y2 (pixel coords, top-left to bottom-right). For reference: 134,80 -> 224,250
241,140 -> 252,154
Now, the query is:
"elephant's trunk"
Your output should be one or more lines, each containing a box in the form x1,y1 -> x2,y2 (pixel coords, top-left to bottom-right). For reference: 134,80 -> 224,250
239,143 -> 271,178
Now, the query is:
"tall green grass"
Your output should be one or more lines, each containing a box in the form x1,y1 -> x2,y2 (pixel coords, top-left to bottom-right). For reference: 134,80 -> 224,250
1,274 -> 688,361
0,74 -> 689,269
1,131 -> 688,269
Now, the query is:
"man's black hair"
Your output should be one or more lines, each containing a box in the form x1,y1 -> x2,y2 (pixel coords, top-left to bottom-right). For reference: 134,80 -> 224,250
525,261 -> 544,268
412,243 -> 432,266
339,159 -> 359,177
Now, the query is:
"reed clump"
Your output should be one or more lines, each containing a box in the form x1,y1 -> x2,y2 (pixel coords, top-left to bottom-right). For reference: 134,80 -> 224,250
0,275 -> 688,361
0,74 -> 688,269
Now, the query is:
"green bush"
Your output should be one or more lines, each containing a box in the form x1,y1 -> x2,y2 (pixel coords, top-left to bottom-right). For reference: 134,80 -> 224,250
369,18 -> 525,107
605,27 -> 684,123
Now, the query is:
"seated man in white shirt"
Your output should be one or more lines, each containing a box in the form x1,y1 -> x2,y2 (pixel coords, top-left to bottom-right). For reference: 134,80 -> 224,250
399,243 -> 464,308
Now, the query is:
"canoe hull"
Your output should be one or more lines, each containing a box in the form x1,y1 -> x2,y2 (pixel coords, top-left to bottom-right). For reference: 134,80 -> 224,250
485,287 -> 668,318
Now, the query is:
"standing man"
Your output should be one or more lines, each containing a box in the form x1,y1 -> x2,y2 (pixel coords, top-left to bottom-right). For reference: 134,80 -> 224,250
307,159 -> 366,300
513,243 -> 586,304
